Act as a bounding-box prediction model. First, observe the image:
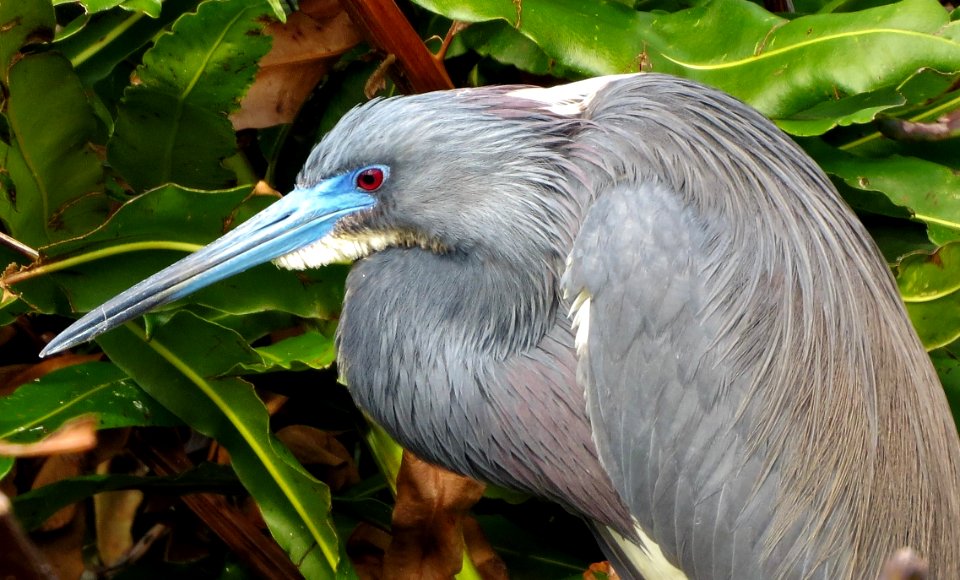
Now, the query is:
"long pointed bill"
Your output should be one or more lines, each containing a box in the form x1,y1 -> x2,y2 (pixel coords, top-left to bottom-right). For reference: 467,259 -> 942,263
40,177 -> 376,357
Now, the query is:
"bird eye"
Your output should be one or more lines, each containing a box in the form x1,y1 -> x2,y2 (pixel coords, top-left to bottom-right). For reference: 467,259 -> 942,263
356,167 -> 385,192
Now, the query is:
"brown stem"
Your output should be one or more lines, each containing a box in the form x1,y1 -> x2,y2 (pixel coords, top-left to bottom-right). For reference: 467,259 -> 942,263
877,110 -> 960,142
0,491 -> 59,579
0,231 -> 39,261
338,0 -> 453,94
436,21 -> 469,62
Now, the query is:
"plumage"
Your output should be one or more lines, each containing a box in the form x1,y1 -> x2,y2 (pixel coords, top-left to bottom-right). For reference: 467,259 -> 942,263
42,74 -> 960,579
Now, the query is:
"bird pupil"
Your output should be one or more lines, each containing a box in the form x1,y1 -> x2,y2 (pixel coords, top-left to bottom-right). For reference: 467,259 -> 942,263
358,168 -> 382,191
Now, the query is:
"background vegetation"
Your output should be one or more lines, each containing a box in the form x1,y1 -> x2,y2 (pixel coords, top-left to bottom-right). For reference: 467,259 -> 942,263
1,0 -> 959,577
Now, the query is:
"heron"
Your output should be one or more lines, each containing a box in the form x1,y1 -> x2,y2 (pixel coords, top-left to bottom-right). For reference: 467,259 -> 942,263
40,74 -> 960,579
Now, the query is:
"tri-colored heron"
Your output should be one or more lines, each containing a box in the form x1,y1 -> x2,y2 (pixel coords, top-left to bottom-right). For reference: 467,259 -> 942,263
41,74 -> 960,579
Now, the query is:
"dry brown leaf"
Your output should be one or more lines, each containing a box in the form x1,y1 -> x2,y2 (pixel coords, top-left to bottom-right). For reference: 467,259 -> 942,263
364,54 -> 396,99
34,495 -> 88,579
207,440 -> 232,465
0,364 -> 31,397
94,459 -> 147,567
0,320 -> 16,349
0,463 -> 16,498
0,352 -> 102,394
275,425 -> 360,491
463,517 -> 508,580
252,179 -> 282,198
382,451 -> 486,580
90,428 -> 132,467
262,390 -> 289,416
0,490 -> 58,579
347,521 -> 392,580
0,416 -> 97,458
584,561 -> 621,580
31,452 -> 85,532
231,0 -> 362,129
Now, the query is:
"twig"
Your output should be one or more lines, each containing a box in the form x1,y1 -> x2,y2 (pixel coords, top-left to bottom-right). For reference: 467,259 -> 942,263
0,231 -> 39,261
435,21 -> 469,62
338,0 -> 453,94
99,522 -> 170,574
877,110 -> 960,142
0,491 -> 59,579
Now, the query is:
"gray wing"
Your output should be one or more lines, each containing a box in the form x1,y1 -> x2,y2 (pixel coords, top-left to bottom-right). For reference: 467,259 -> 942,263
558,73 -> 960,579
564,179 -> 803,580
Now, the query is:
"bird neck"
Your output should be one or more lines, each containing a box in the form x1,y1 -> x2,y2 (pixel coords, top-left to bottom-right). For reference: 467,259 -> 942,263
336,245 -> 560,466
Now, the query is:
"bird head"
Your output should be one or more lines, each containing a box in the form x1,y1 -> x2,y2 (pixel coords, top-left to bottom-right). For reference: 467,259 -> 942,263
39,87 -> 582,357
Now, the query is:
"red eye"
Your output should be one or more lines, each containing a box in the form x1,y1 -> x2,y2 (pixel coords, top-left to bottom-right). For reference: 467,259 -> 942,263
356,167 -> 385,191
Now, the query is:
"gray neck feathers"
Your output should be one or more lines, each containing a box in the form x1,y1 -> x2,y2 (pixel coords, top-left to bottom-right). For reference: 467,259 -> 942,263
338,245 -> 557,455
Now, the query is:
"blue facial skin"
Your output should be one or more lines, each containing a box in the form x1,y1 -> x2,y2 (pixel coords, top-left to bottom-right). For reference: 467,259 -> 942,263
40,170 -> 381,357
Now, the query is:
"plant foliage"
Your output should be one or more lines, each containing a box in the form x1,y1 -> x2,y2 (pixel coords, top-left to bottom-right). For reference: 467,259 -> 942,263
1,0 -> 960,577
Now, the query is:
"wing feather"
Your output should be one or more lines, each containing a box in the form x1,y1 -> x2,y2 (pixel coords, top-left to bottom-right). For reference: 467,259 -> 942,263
561,74 -> 960,579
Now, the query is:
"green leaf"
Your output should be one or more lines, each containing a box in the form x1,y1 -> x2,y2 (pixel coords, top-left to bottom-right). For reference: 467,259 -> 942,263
897,243 -> 960,349
247,330 -> 337,372
805,142 -> 960,245
6,184 -> 347,320
107,0 -> 273,191
13,463 -> 241,531
414,0 -> 653,76
48,184 -> 272,257
6,183 -> 257,314
789,68 -> 960,143
0,361 -> 179,479
53,0 -> 161,17
930,348 -> 960,430
897,68 -> 960,104
0,289 -> 29,327
0,0 -> 55,79
776,85 -> 907,136
475,514 -> 599,578
96,312 -> 346,577
56,0 -> 204,85
265,0 -> 289,22
416,0 -> 960,120
120,0 -> 162,17
451,21 -> 565,78
897,243 -> 960,302
0,52 -> 109,247
648,0 -> 960,118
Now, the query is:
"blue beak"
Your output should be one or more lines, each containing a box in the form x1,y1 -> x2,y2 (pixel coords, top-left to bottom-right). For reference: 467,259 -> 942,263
40,176 -> 376,357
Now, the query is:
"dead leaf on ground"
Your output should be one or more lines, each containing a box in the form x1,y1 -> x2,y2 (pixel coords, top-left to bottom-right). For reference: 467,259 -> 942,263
0,416 -> 97,458
31,452 -> 85,532
275,425 -> 360,490
232,0 -> 362,129
463,517 -> 508,580
0,352 -> 102,395
584,561 -> 621,580
348,521 -> 392,580
383,451 -> 493,580
95,459 -> 148,566
34,495 -> 88,579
